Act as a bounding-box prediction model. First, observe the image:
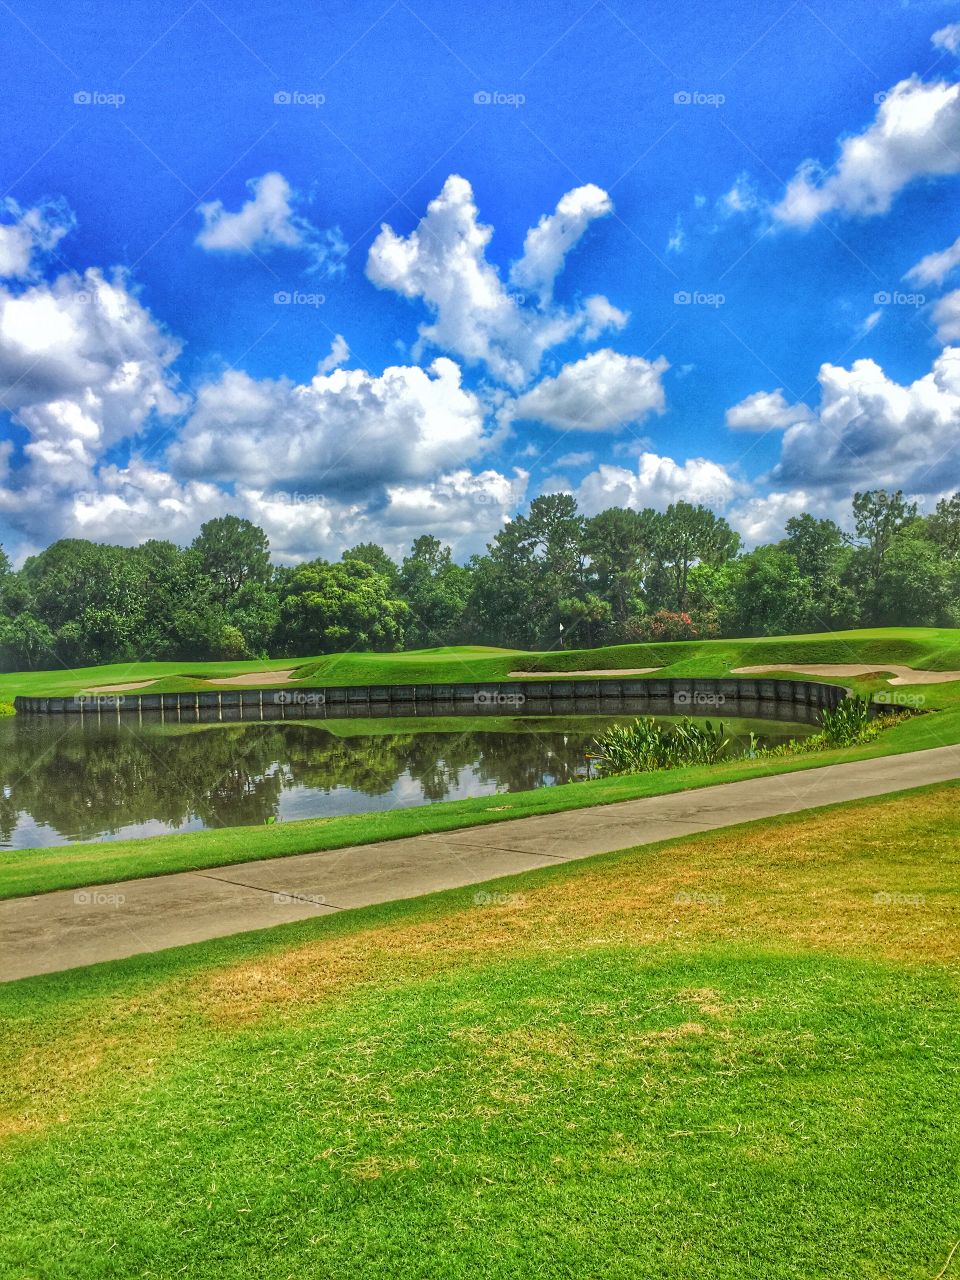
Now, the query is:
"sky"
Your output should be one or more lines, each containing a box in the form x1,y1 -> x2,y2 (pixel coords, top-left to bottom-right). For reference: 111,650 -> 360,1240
1,0 -> 959,564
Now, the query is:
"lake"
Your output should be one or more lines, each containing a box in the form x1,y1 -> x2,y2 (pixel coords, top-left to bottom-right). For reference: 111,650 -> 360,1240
0,711 -> 815,849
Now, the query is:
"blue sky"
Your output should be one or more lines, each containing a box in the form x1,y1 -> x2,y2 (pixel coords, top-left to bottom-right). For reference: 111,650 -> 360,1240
1,0 -> 959,563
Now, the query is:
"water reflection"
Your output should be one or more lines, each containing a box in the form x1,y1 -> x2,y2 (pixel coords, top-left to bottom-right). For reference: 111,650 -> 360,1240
0,709 -> 813,850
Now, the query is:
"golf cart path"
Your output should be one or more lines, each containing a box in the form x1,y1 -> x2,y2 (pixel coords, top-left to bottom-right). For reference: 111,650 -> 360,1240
3,744 -> 958,982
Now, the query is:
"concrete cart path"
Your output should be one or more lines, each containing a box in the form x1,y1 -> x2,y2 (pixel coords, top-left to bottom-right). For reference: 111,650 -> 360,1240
3,745 -> 959,982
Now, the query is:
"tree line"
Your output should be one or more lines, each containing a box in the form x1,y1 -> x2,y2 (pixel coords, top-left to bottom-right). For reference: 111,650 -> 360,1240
1,489 -> 958,670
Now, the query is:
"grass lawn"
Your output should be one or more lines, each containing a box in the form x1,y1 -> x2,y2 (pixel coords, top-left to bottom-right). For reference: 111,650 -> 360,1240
1,783 -> 958,1278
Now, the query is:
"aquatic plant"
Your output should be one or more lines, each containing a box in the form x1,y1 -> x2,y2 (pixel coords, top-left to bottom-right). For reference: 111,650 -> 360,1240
592,716 -> 730,774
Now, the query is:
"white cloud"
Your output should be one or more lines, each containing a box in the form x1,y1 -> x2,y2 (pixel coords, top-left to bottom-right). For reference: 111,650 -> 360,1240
581,294 -> 629,341
576,452 -> 740,514
508,183 -> 612,303
196,172 -> 345,271
365,174 -> 625,387
553,450 -> 594,468
511,349 -> 668,431
766,346 -> 960,493
725,388 -> 815,432
718,173 -> 761,218
726,489 -> 829,546
933,290 -> 960,344
904,232 -> 960,286
773,76 -> 960,226
0,198 -> 74,280
857,309 -> 883,338
0,268 -> 184,478
170,356 -> 487,489
932,22 -> 960,54
317,333 -> 349,374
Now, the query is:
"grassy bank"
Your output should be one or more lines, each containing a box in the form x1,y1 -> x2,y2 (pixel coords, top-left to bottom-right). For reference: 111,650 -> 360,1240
1,703 -> 959,900
4,627 -> 960,700
2,784 -> 958,1278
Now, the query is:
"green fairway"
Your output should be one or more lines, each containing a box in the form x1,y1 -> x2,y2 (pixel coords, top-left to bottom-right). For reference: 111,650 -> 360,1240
2,784 -> 958,1279
4,627 -> 960,700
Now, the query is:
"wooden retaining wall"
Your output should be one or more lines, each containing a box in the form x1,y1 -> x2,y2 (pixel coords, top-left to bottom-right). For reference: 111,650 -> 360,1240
13,676 -> 848,719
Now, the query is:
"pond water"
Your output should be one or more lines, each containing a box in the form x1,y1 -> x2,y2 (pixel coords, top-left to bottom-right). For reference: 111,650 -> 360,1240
0,710 -> 815,850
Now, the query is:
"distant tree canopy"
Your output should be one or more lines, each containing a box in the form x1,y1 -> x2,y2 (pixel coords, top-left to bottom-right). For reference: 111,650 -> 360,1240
0,489 -> 958,671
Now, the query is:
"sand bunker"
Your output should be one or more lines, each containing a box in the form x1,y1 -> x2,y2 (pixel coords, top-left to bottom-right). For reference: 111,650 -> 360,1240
508,667 -> 662,678
86,680 -> 158,693
206,669 -> 298,687
733,663 -> 960,686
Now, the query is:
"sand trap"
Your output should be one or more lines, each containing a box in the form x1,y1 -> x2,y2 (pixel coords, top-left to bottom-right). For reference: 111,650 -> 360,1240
733,663 -> 960,686
508,667 -> 662,678
206,669 -> 297,687
86,680 -> 157,693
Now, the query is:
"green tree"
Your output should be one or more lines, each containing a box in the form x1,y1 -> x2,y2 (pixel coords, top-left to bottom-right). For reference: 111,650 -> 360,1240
399,536 -> 470,647
584,507 -> 658,635
926,492 -> 960,558
276,559 -> 409,655
654,502 -> 741,612
191,517 -> 271,601
342,543 -> 400,586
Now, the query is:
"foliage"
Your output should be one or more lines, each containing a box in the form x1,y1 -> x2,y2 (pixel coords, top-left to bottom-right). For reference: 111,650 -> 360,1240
0,486 -> 959,670
593,715 -> 730,773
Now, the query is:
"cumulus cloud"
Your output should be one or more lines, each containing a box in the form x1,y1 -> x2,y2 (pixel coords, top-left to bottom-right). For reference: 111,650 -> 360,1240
932,22 -> 960,54
196,172 -> 346,271
725,388 -> 815,432
904,232 -> 960,287
0,268 -> 184,480
726,488 -> 830,546
765,346 -> 960,493
509,183 -> 612,303
0,198 -> 74,280
170,356 -> 487,490
933,290 -> 960,344
317,333 -> 350,374
511,349 -> 668,432
576,452 -> 740,514
365,175 -> 626,387
773,76 -> 960,226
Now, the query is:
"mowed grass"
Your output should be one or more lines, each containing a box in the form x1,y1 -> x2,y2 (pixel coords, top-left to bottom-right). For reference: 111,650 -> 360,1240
1,784 -> 959,1279
5,627 -> 960,700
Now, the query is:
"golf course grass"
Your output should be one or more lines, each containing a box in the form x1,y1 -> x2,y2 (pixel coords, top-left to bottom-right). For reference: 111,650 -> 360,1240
2,783 -> 958,1278
5,626 -> 960,700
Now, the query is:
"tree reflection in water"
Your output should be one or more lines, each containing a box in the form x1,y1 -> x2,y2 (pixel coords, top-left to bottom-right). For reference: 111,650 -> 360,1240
0,714 -> 806,849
